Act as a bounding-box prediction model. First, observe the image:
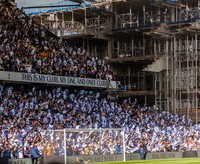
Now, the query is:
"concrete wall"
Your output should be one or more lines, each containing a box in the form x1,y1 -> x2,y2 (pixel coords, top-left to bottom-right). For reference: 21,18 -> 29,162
198,150 -> 200,157
8,151 -> 200,164
146,151 -> 183,160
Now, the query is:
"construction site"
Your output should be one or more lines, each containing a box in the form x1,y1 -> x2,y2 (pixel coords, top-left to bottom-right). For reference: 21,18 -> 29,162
13,0 -> 200,123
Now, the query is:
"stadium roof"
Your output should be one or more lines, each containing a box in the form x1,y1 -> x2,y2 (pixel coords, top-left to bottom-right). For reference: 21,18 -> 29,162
15,0 -> 94,15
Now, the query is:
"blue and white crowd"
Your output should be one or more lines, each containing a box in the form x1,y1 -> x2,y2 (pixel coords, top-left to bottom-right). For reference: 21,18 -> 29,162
0,84 -> 200,159
0,0 -> 200,160
0,1 -> 116,80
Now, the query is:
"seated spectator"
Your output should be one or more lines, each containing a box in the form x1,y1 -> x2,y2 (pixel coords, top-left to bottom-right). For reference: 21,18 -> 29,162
75,157 -> 90,164
79,67 -> 86,78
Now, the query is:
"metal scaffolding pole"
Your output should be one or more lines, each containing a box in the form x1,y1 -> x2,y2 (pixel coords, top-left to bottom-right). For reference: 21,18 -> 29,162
186,33 -> 190,119
195,33 -> 198,125
166,39 -> 169,112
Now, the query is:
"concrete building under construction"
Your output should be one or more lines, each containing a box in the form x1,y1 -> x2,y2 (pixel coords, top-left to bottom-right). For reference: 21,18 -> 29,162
18,0 -> 200,123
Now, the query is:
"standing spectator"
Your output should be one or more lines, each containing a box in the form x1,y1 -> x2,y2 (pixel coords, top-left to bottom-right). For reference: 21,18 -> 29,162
44,143 -> 52,157
23,147 -> 30,158
139,146 -> 145,160
116,143 -> 121,154
2,143 -> 11,160
142,141 -> 148,160
30,142 -> 42,164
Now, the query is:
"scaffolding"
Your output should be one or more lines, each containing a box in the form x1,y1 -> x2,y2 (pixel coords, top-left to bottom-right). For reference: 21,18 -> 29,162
34,0 -> 200,122
146,0 -> 200,123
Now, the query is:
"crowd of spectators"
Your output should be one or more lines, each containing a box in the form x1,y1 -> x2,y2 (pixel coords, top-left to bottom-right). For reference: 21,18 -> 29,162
0,0 -> 200,161
0,2 -> 116,80
0,84 -> 200,159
